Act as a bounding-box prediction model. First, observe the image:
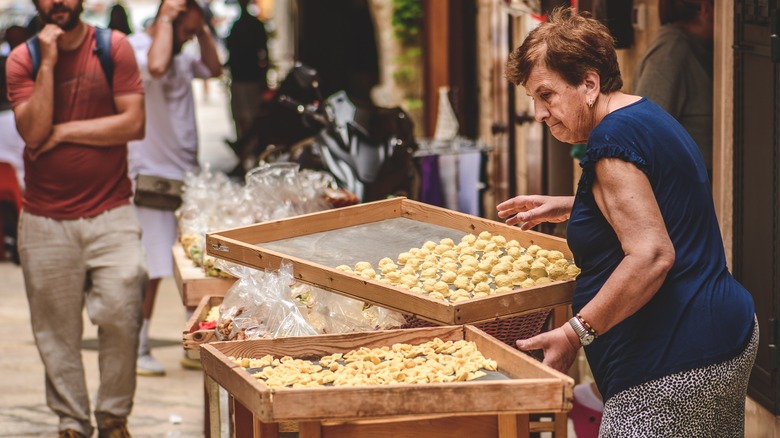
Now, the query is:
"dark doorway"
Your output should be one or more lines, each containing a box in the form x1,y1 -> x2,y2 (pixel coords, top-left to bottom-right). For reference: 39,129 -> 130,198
733,0 -> 780,414
295,0 -> 379,105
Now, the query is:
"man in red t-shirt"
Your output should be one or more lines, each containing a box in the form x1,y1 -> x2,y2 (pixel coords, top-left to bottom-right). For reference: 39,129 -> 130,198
5,0 -> 146,435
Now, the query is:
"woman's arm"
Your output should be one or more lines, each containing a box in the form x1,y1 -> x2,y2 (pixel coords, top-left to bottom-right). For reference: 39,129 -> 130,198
577,157 -> 676,335
497,195 -> 575,230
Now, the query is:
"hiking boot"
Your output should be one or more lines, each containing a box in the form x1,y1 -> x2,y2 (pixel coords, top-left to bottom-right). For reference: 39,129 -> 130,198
58,429 -> 87,438
136,352 -> 166,377
98,417 -> 131,438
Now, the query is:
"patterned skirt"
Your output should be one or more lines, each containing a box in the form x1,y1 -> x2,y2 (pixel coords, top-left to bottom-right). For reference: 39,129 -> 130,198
599,317 -> 759,438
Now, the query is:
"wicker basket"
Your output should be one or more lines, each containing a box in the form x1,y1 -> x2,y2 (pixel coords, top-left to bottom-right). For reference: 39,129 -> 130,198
403,309 -> 552,348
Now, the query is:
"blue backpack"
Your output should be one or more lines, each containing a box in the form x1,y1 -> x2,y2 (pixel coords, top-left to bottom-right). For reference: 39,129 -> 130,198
25,27 -> 113,87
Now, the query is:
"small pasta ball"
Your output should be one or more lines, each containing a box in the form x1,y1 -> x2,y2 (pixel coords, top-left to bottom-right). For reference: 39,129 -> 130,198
520,278 -> 536,288
490,262 -> 512,277
535,277 -> 553,286
422,278 -> 437,292
491,235 -> 507,247
506,246 -> 522,258
420,260 -> 437,271
505,239 -> 521,250
546,263 -> 566,280
380,263 -> 398,274
404,258 -> 421,270
452,295 -> 471,303
410,286 -> 424,294
526,244 -> 542,256
335,265 -> 353,272
440,237 -> 456,248
483,253 -> 501,265
473,291 -> 489,298
535,256 -> 550,266
513,260 -> 532,273
360,268 -> 377,278
495,286 -> 513,294
441,271 -> 457,284
494,274 -> 512,288
439,256 -> 457,266
566,264 -> 582,279
408,247 -> 420,256
400,265 -> 417,276
473,239 -> 488,250
554,258 -> 570,269
548,250 -> 565,262
354,261 -> 372,271
429,291 -> 446,300
478,231 -> 493,241
402,274 -> 418,287
457,265 -> 476,277
499,255 -> 514,264
453,276 -> 472,291
536,249 -> 550,259
442,262 -> 459,273
378,257 -> 394,267
424,254 -> 439,263
441,250 -> 458,260
458,246 -> 478,258
483,242 -> 499,253
420,267 -> 439,279
397,252 -> 413,264
477,259 -> 492,272
510,270 -> 528,285
461,233 -> 477,244
530,262 -> 548,280
472,271 -> 489,284
423,241 -> 437,250
417,248 -> 431,257
434,244 -> 449,255
473,282 -> 491,294
385,271 -> 402,283
433,281 -> 450,294
461,257 -> 479,269
518,254 -> 535,265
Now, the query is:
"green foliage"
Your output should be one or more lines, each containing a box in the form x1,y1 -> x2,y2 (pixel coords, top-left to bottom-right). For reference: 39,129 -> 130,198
392,0 -> 423,46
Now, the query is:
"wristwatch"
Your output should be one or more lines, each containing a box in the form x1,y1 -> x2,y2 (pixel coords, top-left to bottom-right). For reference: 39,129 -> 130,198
569,314 -> 597,346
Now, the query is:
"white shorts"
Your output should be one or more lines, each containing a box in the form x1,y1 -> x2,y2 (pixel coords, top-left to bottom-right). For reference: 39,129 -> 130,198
135,206 -> 178,279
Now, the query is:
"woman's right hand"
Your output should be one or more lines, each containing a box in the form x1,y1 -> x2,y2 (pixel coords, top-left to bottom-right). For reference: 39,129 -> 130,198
497,195 -> 574,231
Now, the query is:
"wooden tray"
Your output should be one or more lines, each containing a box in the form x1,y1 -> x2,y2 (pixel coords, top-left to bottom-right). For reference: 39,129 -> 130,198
183,295 -> 223,350
205,198 -> 574,325
173,241 -> 235,309
200,325 -> 573,423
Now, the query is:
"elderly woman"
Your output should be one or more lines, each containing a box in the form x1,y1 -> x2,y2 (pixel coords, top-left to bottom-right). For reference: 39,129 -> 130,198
497,8 -> 756,436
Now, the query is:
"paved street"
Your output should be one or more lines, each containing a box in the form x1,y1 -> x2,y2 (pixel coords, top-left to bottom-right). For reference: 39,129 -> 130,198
0,79 -> 236,437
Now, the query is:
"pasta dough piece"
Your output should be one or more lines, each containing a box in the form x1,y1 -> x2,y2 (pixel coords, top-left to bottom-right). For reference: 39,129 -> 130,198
530,261 -> 548,280
354,261 -> 372,271
491,235 -> 507,247
566,264 -> 582,279
548,250 -> 565,262
478,231 -> 493,241
494,274 -> 512,288
440,237 -> 456,248
380,263 -> 398,274
423,240 -> 437,251
473,239 -> 488,250
490,262 -> 512,277
535,277 -> 553,286
473,282 -> 491,294
536,249 -> 550,259
378,257 -> 395,268
434,244 -> 449,255
460,257 -> 479,268
457,265 -> 476,277
360,268 -> 377,278
510,270 -> 528,285
335,265 -> 353,273
472,271 -> 489,284
461,234 -> 477,244
506,246 -> 522,258
453,276 -> 472,291
520,278 -> 536,288
526,245 -> 542,256
433,281 -> 450,294
546,263 -> 566,280
422,278 -> 437,292
397,252 -> 413,264
440,271 -> 457,284
420,267 -> 439,279
494,286 -> 513,294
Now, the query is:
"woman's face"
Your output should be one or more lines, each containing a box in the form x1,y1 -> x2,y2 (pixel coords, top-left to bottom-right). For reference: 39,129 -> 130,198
525,63 -> 593,144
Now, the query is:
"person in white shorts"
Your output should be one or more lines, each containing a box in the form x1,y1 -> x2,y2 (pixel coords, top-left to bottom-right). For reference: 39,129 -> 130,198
128,0 -> 222,376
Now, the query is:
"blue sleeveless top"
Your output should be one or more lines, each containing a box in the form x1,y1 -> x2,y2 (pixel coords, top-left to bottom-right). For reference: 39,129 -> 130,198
567,98 -> 754,401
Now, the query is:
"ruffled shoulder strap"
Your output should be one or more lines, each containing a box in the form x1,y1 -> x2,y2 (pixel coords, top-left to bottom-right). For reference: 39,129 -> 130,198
577,144 -> 649,195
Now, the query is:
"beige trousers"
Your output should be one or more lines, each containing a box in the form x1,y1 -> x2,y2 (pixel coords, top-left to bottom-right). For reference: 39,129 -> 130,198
18,205 -> 147,436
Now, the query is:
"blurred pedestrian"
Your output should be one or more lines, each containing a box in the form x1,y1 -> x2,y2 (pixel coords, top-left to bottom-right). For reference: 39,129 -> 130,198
0,26 -> 28,188
108,2 -> 133,35
4,0 -> 147,434
225,0 -> 268,172
633,0 -> 714,178
127,0 -> 222,376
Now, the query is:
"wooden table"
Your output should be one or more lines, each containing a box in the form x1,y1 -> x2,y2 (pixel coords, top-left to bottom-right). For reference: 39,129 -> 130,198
172,241 -> 235,310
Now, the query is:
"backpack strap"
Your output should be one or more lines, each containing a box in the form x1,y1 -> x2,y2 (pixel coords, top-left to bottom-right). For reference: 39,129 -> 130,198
94,27 -> 113,88
25,27 -> 113,88
25,35 -> 41,80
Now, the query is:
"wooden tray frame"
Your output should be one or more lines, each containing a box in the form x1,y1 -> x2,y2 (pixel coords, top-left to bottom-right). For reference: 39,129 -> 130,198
206,198 -> 574,325
173,241 -> 235,309
183,295 -> 223,350
200,325 -> 573,424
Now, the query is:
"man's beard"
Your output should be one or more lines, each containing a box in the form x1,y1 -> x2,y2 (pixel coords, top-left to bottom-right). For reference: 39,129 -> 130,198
40,2 -> 83,31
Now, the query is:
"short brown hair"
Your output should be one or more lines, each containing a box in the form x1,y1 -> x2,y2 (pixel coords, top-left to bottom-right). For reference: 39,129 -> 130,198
505,7 -> 623,93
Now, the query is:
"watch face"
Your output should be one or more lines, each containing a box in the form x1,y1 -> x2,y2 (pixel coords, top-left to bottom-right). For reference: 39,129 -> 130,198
581,333 -> 595,346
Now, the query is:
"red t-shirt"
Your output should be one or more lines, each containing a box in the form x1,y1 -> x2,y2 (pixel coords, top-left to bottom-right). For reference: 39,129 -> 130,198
5,26 -> 144,219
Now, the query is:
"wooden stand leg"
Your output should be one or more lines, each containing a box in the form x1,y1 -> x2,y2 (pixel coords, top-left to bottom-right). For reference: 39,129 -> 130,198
257,420 -> 280,438
498,414 -> 530,438
231,396 -> 256,438
205,375 -> 221,438
298,421 -> 323,438
554,412 -> 568,437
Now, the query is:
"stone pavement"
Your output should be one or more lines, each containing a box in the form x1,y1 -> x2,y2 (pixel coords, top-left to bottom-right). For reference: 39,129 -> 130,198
0,78 -> 237,437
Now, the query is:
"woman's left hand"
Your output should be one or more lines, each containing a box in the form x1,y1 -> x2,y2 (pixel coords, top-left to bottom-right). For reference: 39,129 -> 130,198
516,324 -> 581,374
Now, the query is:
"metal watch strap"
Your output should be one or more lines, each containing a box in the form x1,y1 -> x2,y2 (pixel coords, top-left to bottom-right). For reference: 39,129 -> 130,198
569,316 -> 589,339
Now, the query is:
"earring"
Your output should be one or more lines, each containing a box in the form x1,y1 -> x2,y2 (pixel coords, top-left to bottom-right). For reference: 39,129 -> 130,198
587,99 -> 594,108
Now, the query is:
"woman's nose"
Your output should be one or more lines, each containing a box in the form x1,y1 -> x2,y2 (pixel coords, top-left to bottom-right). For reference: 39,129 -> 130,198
533,100 -> 548,122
